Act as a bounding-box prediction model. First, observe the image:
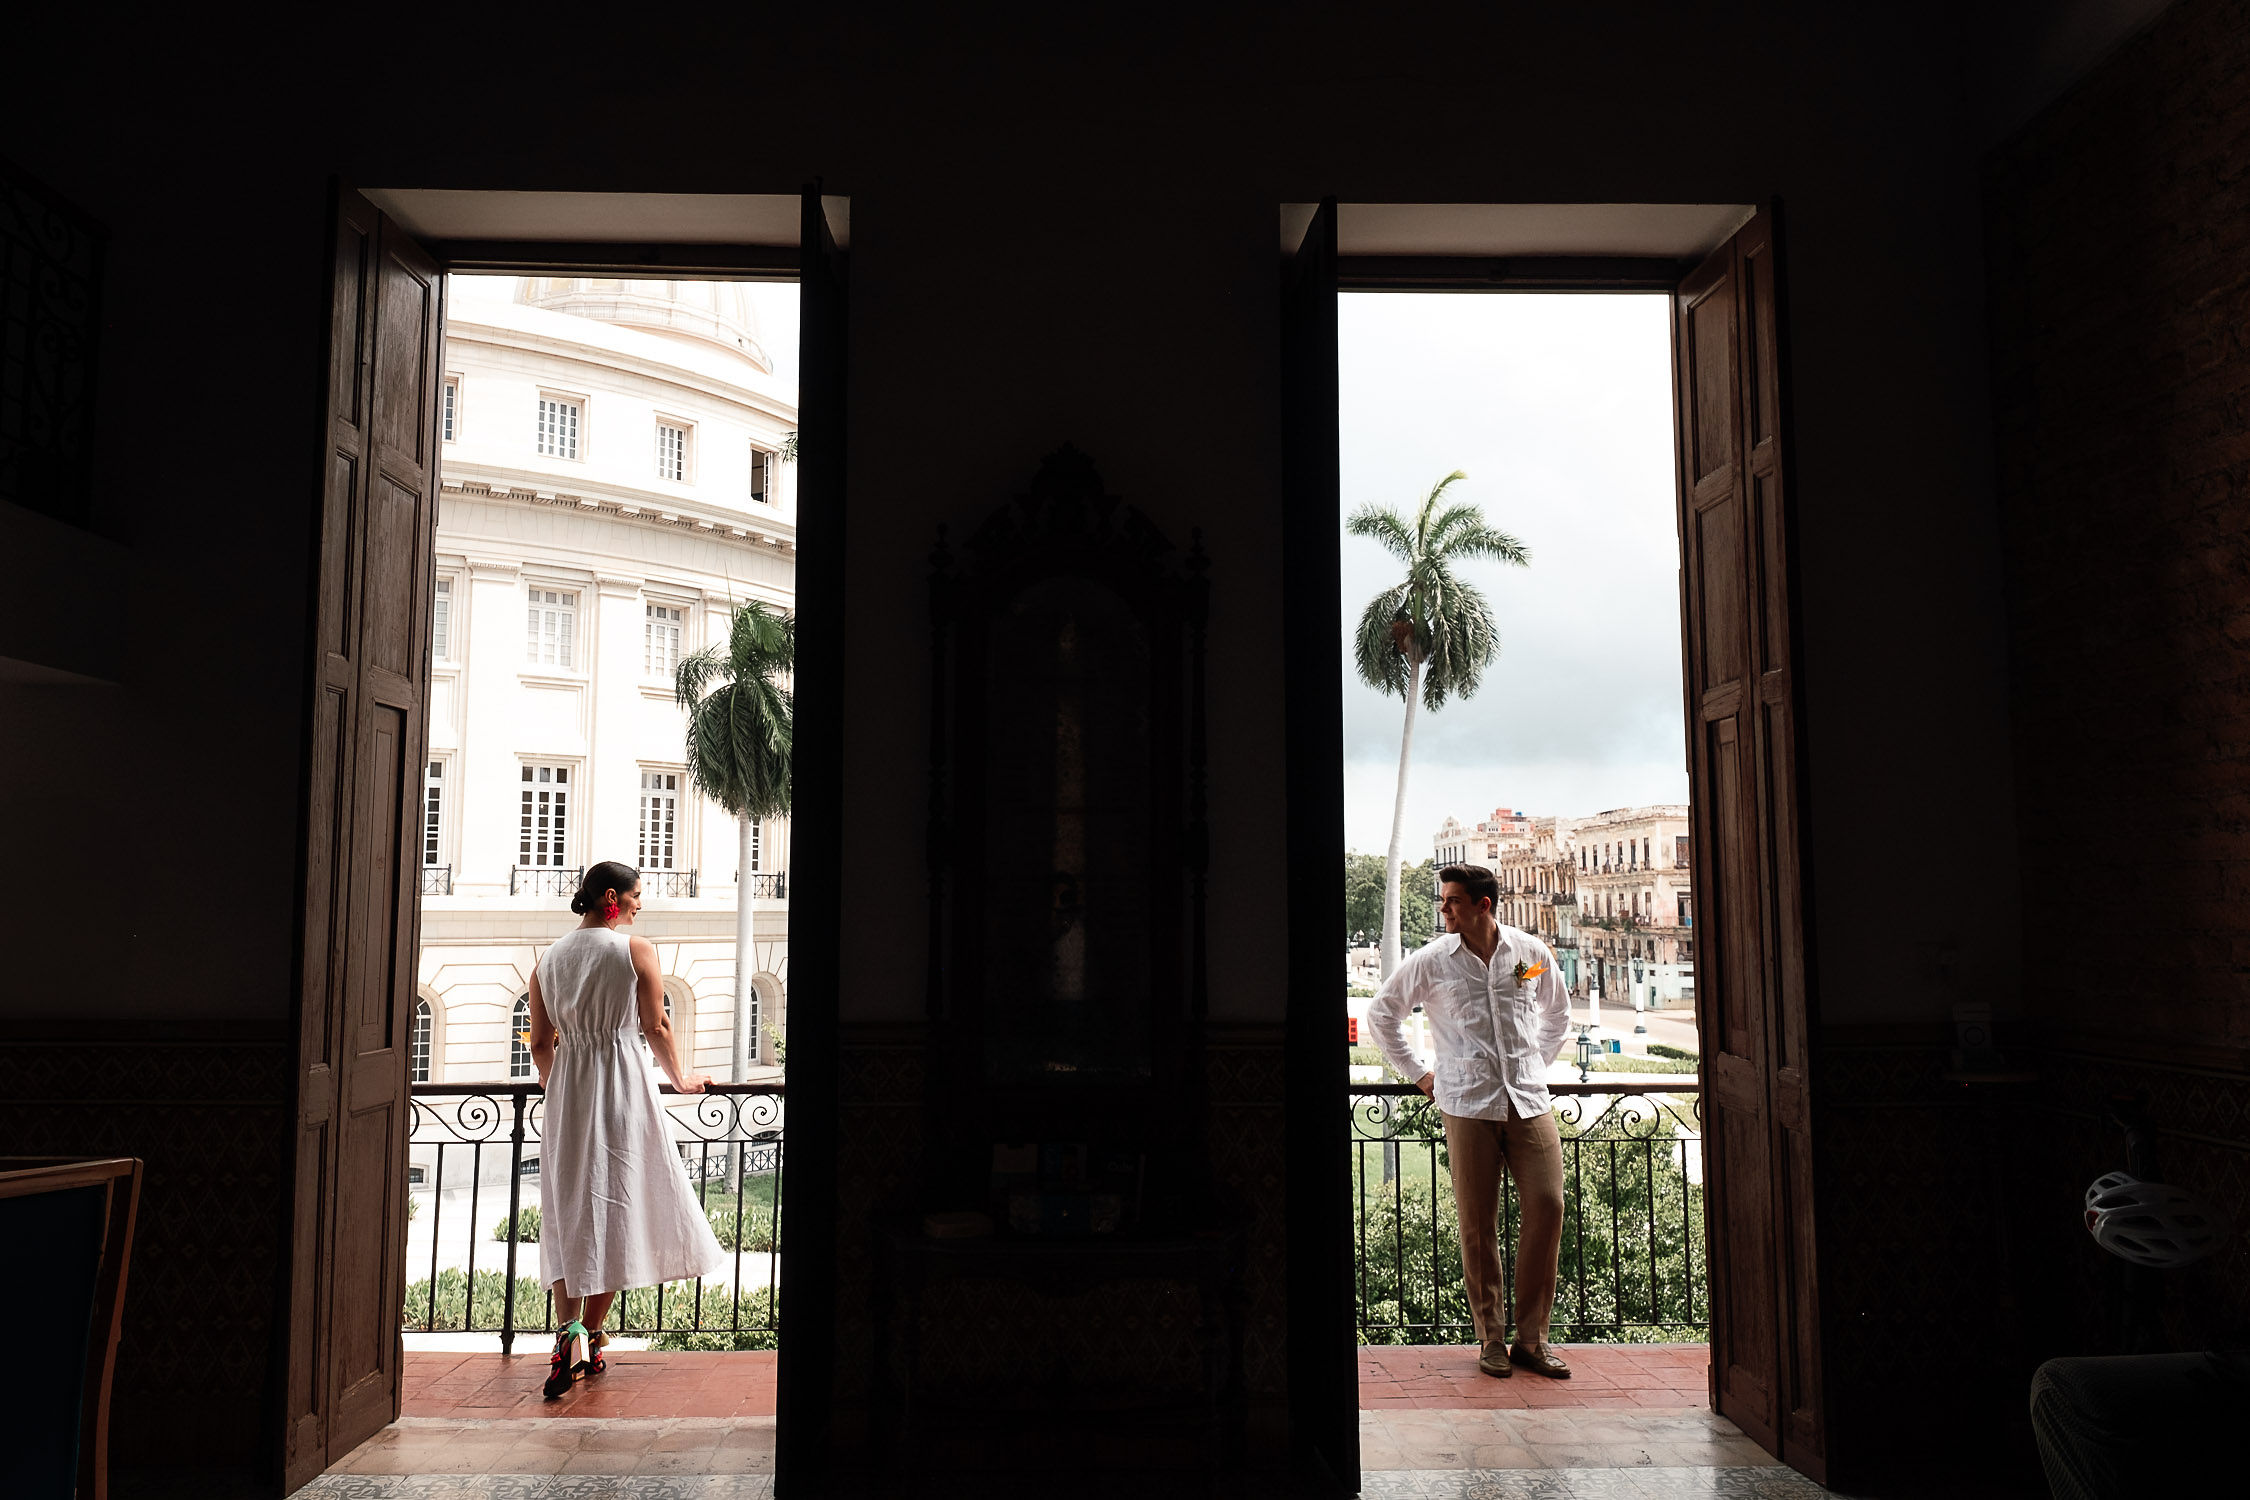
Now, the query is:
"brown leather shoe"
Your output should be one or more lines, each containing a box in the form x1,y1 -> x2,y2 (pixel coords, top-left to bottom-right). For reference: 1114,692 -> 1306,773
1509,1341 -> 1572,1378
1476,1340 -> 1513,1377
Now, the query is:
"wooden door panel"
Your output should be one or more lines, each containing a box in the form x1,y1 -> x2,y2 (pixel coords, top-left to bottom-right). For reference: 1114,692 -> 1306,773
286,187 -> 442,1492
1693,500 -> 1747,690
1676,207 -> 1822,1479
1278,198 -> 1359,1495
364,478 -> 423,676
374,243 -> 434,463
1688,284 -> 1735,481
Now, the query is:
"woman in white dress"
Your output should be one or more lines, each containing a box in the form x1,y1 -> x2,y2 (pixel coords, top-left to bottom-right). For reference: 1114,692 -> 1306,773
523,861 -> 729,1398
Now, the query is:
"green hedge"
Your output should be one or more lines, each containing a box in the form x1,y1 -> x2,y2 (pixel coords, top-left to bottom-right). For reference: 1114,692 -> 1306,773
402,1267 -> 778,1350
1350,1094 -> 1705,1344
696,1172 -> 783,1253
492,1205 -> 541,1242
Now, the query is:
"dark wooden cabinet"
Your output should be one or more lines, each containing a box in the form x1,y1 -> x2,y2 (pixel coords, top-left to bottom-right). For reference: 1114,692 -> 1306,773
923,445 -> 1212,1216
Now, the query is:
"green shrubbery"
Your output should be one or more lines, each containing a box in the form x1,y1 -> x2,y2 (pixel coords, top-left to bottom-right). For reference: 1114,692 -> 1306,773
403,1268 -> 549,1332
1579,1053 -> 1698,1075
1350,1093 -> 1705,1344
492,1205 -> 541,1242
1648,1043 -> 1698,1062
402,1268 -> 779,1350
697,1172 -> 782,1252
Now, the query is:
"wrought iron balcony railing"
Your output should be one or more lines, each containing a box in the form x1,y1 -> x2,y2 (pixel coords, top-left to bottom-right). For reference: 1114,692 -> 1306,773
510,866 -> 582,897
744,872 -> 787,899
640,869 -> 699,898
420,865 -> 452,895
1349,1081 -> 1705,1345
406,1082 -> 783,1352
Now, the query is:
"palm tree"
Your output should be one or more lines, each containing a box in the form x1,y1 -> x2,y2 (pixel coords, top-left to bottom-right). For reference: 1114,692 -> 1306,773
676,600 -> 794,1100
1348,470 -> 1530,978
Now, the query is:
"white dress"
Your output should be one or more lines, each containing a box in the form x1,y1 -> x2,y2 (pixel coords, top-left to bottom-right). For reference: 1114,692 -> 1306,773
535,926 -> 729,1298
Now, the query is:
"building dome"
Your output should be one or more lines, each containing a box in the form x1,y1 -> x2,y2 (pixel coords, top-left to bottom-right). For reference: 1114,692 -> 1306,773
517,277 -> 770,372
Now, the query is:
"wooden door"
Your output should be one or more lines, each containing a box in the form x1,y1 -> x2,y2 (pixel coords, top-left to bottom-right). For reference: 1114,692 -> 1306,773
773,186 -> 846,1499
1279,200 -> 1359,1494
1673,205 -> 1824,1481
283,186 -> 444,1492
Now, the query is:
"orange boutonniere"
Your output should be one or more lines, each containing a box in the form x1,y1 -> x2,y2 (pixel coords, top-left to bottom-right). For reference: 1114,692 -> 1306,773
1511,960 -> 1548,983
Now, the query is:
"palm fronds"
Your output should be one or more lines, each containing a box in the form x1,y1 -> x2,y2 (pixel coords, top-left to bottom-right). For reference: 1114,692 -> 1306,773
1347,469 -> 1528,710
675,600 -> 794,821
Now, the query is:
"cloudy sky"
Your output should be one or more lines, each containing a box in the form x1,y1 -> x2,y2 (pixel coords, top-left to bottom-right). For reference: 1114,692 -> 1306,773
1339,293 -> 1687,856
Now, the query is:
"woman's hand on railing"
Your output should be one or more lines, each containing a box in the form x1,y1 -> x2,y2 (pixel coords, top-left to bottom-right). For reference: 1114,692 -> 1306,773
673,1071 -> 714,1095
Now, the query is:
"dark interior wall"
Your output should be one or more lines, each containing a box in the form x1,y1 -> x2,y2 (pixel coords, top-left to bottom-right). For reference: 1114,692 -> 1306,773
1,3 -> 2028,1035
1989,0 -> 2250,1063
1985,0 -> 2250,1347
0,0 -> 2137,1482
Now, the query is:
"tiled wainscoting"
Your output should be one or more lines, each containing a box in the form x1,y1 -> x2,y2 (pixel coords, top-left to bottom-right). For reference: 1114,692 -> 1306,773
1814,1028 -> 2250,1482
0,1024 -> 291,1468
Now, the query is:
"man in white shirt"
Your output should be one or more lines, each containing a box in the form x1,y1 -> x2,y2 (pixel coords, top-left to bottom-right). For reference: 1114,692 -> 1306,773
1366,862 -> 1575,1379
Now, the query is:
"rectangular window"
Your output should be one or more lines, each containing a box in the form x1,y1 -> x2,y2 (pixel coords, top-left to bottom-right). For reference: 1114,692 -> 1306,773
640,771 -> 680,870
1675,835 -> 1690,868
442,379 -> 458,442
645,603 -> 683,675
749,446 -> 772,504
432,576 -> 452,660
519,765 -> 571,867
657,421 -> 688,481
526,588 -> 577,668
536,396 -> 580,459
747,819 -> 763,872
424,760 -> 445,866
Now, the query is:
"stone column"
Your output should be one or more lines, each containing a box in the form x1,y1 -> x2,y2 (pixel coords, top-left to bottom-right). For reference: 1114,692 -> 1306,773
588,574 -> 647,874
457,558 -> 524,896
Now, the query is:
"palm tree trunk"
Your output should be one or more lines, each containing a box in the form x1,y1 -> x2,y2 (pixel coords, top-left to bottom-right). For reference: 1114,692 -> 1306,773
731,813 -> 755,1188
1380,654 -> 1425,979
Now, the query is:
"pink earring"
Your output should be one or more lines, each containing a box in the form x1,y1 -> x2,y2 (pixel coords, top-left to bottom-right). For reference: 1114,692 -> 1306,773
603,901 -> 621,923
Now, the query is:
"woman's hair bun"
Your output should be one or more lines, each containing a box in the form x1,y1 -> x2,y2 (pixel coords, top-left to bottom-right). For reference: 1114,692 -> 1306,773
569,861 -> 641,915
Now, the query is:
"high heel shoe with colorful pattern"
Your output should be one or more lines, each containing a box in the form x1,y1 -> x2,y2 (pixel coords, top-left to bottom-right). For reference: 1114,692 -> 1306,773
543,1320 -> 591,1399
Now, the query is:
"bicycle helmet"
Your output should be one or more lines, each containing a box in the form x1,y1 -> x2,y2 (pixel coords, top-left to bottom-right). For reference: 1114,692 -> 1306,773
2083,1172 -> 2232,1268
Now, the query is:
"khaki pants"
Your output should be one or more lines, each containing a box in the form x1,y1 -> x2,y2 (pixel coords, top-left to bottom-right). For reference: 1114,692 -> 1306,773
1443,1105 -> 1565,1348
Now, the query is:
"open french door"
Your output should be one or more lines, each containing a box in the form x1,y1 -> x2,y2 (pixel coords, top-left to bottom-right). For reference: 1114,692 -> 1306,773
1672,204 -> 1826,1482
774,185 -> 847,1498
282,185 -> 446,1492
1280,199 -> 1359,1494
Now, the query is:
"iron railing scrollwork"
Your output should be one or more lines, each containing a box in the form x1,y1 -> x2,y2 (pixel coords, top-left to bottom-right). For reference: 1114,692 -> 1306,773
420,865 -> 452,895
406,1081 -> 783,1352
640,869 -> 699,897
743,872 -> 786,899
1348,1081 -> 1705,1345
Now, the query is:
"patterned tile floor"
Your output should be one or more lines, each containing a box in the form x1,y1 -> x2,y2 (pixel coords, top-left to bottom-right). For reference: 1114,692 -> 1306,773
1360,1345 -> 1711,1410
404,1345 -> 1707,1421
320,1344 -> 1846,1496
406,1350 -> 776,1419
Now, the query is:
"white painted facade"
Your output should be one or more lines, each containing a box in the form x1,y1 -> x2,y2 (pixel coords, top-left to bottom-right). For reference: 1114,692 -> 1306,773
413,277 -> 796,1088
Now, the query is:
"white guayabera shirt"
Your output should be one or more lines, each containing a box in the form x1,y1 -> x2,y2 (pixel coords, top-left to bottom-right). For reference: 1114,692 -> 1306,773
1366,927 -> 1574,1122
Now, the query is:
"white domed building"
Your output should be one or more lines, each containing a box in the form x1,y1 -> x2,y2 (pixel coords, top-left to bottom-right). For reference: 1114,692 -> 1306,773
412,275 -> 796,1092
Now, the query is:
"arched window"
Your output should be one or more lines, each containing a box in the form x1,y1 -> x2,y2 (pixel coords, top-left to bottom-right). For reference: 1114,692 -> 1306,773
511,995 -> 532,1079
411,999 -> 432,1084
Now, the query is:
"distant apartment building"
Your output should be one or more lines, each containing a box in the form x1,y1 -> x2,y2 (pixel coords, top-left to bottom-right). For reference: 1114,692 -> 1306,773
1573,805 -> 1693,1011
1428,802 -> 1693,1008
1429,808 -> 1582,991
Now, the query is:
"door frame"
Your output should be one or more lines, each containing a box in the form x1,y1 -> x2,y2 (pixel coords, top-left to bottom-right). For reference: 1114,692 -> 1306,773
280,191 -> 841,1494
1282,208 -> 1828,1482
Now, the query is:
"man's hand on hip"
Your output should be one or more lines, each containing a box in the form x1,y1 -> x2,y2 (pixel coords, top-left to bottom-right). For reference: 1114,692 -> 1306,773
1415,1071 -> 1435,1100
